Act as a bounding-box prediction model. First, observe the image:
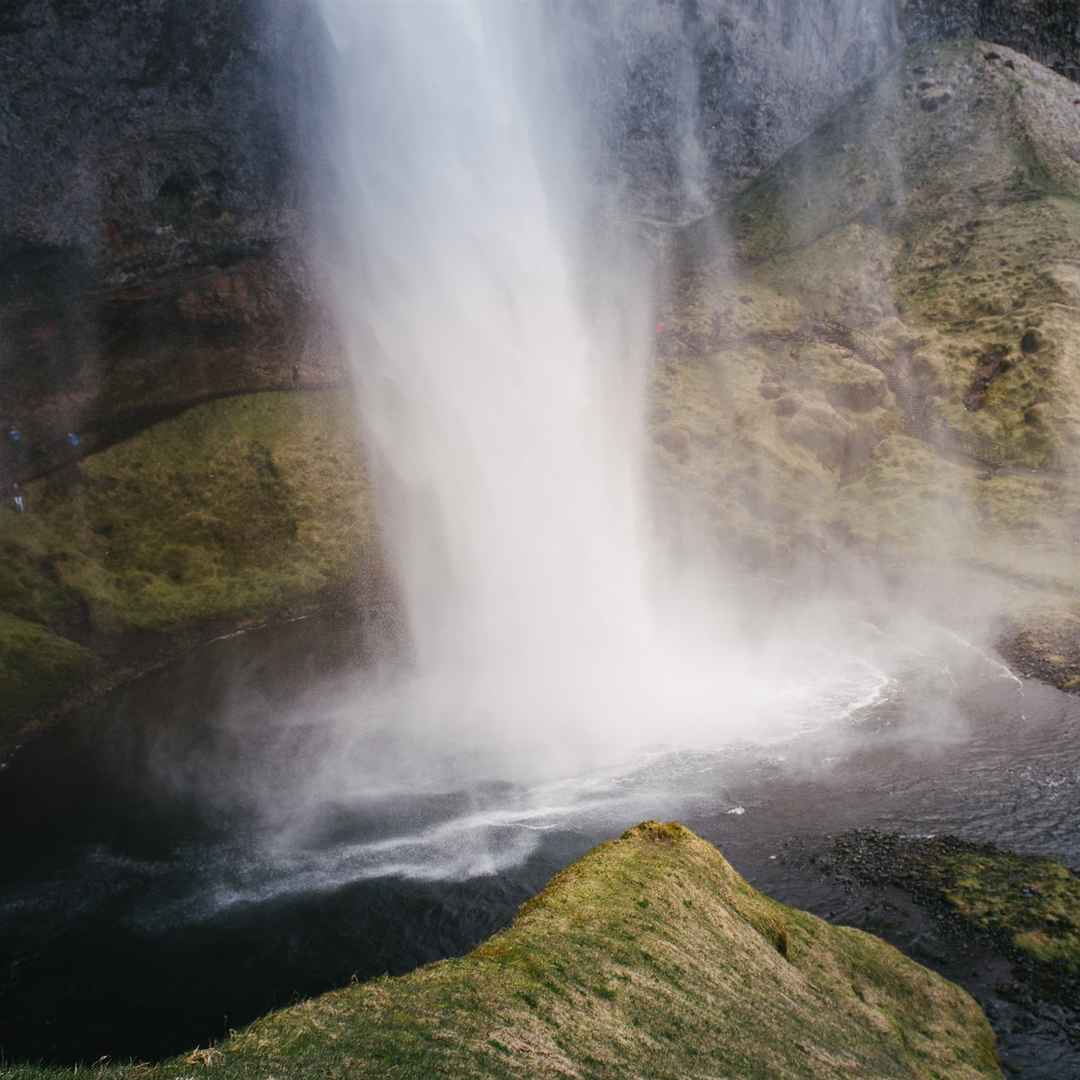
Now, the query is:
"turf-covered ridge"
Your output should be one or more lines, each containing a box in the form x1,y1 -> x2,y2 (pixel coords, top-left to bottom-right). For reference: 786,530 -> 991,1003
6,822 -> 1002,1079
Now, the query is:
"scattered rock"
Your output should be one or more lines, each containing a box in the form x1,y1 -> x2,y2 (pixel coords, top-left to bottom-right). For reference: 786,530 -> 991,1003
999,611 -> 1080,692
964,344 -> 1013,412
824,831 -> 1080,1021
784,403 -> 855,470
824,371 -> 889,412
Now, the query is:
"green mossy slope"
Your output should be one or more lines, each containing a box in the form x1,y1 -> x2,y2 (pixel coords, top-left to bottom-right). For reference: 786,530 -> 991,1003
0,612 -> 95,717
0,390 -> 378,750
5,823 -> 1001,1080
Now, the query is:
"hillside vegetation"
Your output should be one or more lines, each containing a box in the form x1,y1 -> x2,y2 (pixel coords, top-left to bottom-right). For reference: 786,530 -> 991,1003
4,823 -> 1002,1080
0,391 -> 378,753
658,41 -> 1080,627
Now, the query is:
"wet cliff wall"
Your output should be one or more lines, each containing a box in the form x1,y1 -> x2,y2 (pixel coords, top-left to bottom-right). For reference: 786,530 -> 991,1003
0,0 -> 334,470
901,0 -> 1080,81
0,0 -> 1077,468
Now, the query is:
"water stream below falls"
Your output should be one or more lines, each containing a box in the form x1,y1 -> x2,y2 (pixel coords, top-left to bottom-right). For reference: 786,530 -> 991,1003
2,613 -> 1078,1073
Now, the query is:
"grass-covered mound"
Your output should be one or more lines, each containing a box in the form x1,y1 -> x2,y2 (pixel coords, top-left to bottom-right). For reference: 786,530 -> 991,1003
5,823 -> 1001,1080
0,390 -> 378,752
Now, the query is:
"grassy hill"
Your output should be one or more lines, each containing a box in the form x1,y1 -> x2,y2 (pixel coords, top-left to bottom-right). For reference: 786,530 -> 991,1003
0,390 -> 379,754
3,823 -> 1002,1080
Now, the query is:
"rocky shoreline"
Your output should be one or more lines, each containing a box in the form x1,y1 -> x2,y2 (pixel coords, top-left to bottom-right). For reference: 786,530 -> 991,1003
779,831 -> 1080,1076
998,614 -> 1080,694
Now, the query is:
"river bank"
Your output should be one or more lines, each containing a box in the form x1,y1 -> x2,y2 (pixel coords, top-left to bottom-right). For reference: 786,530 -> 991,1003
2,824 -> 1002,1080
777,832 -> 1080,1077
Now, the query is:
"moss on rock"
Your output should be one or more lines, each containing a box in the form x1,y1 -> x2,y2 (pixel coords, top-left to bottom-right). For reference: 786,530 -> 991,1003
1000,606 -> 1080,691
829,832 -> 1080,1010
659,39 -> 1080,616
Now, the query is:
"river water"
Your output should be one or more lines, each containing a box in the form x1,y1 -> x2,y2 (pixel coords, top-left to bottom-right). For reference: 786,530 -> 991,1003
1,612 -> 1077,1072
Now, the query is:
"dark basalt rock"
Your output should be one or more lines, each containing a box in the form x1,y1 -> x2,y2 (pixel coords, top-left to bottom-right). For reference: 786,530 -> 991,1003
781,831 -> 1080,1076
901,0 -> 1080,83
0,0 -> 1076,467
0,0 -> 341,471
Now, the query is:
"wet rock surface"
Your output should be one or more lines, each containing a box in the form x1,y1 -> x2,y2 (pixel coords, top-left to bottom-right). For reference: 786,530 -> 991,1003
999,613 -> 1080,694
902,0 -> 1080,83
0,0 -> 341,464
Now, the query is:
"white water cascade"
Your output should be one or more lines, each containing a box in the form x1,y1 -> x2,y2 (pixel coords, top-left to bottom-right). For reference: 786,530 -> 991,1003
310,1 -> 669,772
307,1 -> 892,791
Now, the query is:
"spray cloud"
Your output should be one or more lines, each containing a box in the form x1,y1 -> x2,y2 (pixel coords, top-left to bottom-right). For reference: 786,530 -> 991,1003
297,0 -> 929,799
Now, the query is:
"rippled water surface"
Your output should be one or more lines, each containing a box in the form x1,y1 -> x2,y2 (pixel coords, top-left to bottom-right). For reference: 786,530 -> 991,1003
2,614 -> 1077,1070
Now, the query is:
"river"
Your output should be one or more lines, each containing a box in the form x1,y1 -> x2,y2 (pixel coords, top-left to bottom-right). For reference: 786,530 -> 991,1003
1,611 -> 1077,1074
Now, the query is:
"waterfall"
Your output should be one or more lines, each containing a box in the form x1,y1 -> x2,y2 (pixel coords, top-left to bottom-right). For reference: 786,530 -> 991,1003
311,1 -> 665,773
304,1 -> 900,788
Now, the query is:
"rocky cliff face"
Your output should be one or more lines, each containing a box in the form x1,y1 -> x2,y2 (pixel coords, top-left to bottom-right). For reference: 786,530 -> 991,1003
581,0 -> 901,220
2,3 -> 1080,747
901,0 -> 1080,82
660,38 -> 1080,623
0,0 -> 340,467
1,0 -> 1077,464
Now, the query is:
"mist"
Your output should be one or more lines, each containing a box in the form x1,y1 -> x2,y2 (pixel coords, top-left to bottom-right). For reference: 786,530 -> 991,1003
6,7 -> 1080,1073
229,0 -> 1037,868
302,1 -> 883,789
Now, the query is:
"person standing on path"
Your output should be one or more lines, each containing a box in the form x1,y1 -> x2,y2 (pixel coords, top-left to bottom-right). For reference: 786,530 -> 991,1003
7,423 -> 29,468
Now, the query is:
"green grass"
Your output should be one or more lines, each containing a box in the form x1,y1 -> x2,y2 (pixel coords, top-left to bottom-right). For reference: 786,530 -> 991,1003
832,832 -> 1080,1005
22,390 -> 375,632
0,391 -> 377,747
2,823 -> 1002,1080
0,611 -> 95,718
936,849 -> 1080,975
